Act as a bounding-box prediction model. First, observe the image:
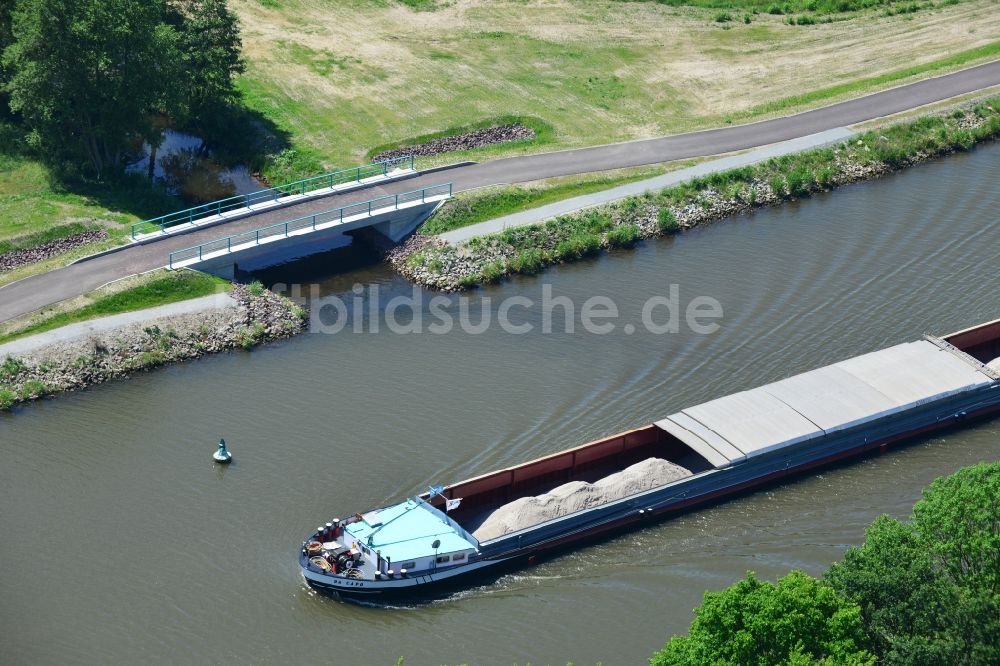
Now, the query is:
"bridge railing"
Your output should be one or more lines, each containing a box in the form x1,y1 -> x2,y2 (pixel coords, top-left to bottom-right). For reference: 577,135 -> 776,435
168,182 -> 452,269
132,155 -> 416,240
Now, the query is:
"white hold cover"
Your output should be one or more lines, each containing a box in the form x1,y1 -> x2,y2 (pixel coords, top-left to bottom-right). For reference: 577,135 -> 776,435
656,340 -> 992,468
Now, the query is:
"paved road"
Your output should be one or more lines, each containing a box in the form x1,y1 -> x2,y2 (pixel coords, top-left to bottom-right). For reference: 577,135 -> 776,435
2,60 -> 999,323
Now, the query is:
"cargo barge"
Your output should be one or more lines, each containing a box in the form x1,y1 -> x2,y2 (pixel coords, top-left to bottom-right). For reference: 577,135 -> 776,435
299,319 -> 1000,599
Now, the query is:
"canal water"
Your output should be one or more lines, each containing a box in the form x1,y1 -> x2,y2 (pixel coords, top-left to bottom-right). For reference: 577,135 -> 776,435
2,144 -> 999,665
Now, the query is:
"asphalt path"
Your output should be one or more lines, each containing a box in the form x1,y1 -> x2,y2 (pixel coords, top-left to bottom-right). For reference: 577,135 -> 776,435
2,60 -> 999,323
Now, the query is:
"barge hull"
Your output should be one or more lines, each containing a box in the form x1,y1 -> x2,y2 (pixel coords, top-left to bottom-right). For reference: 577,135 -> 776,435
314,389 -> 1000,600
301,319 -> 1000,600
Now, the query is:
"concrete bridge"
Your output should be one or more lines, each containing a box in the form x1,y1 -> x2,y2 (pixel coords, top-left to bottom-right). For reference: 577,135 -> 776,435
166,183 -> 451,278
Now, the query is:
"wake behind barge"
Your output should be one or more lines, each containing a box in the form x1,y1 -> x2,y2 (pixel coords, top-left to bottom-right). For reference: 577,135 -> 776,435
299,319 -> 1000,599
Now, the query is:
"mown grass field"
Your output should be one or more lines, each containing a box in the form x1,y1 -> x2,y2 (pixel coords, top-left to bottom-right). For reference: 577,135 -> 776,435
0,149 -> 138,243
234,0 -> 1000,172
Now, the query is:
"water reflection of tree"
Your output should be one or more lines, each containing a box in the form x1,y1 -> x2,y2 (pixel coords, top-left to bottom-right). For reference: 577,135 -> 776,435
161,148 -> 237,204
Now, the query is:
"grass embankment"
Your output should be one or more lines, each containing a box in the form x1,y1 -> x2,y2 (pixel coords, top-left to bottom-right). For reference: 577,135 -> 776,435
0,270 -> 230,346
233,0 -> 1000,172
0,122 -> 180,283
421,165 -> 676,235
394,99 -> 1000,289
742,41 -> 1000,119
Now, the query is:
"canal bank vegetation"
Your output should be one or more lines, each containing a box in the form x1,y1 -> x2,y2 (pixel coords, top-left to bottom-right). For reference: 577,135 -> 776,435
420,164 -> 684,235
390,97 -> 1000,290
0,279 -> 306,411
651,461 -> 1000,665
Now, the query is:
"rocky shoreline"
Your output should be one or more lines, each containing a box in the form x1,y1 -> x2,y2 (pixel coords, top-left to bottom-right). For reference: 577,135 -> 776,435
0,283 -> 307,411
0,229 -> 110,273
388,100 -> 1000,291
372,123 -> 536,163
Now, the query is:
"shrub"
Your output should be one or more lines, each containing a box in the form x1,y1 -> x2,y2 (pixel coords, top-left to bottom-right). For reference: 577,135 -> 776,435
952,129 -> 975,151
657,208 -> 680,234
237,322 -> 267,350
0,386 -> 17,410
579,208 -> 614,234
743,13 -> 751,23
714,11 -> 733,22
1,356 -> 27,381
457,273 -> 479,289
769,175 -> 787,197
651,570 -> 874,666
827,462 -> 1000,665
128,351 -> 161,371
479,260 -> 506,283
786,168 -> 814,196
247,280 -> 265,297
18,379 -> 47,400
912,462 -> 1000,592
767,4 -> 784,13
555,233 -> 602,260
509,248 -> 546,275
605,223 -> 641,248
795,14 -> 816,24
617,196 -> 641,218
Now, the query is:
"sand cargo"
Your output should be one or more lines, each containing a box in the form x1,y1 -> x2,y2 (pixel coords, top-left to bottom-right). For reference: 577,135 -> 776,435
299,318 -> 1000,599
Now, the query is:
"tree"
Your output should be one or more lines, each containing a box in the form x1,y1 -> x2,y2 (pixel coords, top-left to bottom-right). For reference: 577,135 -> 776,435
166,0 -> 244,133
825,516 -> 966,665
650,570 -> 874,666
0,0 -> 12,61
912,461 -> 1000,594
4,0 -> 181,177
826,462 -> 1000,665
0,0 -> 13,114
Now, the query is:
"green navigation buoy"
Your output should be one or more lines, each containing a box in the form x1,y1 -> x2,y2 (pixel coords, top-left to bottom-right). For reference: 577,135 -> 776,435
213,438 -> 233,464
